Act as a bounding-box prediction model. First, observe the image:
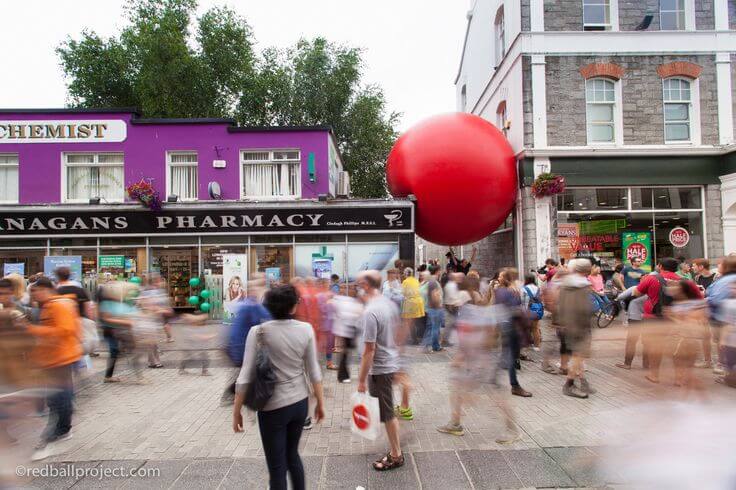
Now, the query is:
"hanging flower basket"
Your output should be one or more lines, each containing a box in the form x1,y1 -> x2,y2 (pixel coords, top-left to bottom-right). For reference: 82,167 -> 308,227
531,173 -> 566,199
127,178 -> 162,212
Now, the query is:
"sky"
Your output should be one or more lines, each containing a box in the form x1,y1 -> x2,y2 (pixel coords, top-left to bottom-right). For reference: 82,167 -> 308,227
0,0 -> 469,130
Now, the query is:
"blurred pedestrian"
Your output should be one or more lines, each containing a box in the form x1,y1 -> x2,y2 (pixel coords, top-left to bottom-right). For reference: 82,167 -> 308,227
422,265 -> 445,353
521,273 -> 543,352
222,274 -> 271,405
704,255 -> 736,374
668,280 -> 706,392
401,267 -> 424,344
27,277 -> 82,461
356,270 -> 404,471
493,269 -> 532,398
331,283 -> 363,383
381,269 -> 403,310
558,259 -> 595,398
233,284 -> 325,490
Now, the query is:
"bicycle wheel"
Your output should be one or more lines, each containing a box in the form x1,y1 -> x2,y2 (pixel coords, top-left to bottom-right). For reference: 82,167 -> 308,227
596,301 -> 616,328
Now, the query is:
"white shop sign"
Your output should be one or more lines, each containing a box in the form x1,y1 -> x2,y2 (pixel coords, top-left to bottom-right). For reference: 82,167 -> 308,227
0,120 -> 127,143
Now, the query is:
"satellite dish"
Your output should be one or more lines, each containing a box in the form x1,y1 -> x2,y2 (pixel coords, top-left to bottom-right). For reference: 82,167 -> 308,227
208,181 -> 222,200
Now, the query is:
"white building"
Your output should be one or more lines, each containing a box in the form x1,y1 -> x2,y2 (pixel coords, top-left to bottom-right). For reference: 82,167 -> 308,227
449,0 -> 736,275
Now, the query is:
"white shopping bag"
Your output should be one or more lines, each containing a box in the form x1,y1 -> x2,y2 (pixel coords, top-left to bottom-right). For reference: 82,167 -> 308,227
350,391 -> 381,441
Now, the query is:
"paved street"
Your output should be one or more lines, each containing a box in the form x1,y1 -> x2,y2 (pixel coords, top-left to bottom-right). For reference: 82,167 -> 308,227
8,322 -> 735,489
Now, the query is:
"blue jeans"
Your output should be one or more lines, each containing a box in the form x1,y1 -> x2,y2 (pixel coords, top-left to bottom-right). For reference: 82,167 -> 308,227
501,321 -> 520,387
257,398 -> 308,490
423,308 -> 444,351
42,364 -> 74,443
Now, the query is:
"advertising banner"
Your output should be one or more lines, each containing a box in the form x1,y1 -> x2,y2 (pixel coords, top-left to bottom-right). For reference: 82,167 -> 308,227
622,232 -> 653,272
265,268 -> 282,287
99,255 -> 125,268
295,245 -> 346,280
44,256 -> 82,281
2,263 -> 24,276
222,254 -> 247,321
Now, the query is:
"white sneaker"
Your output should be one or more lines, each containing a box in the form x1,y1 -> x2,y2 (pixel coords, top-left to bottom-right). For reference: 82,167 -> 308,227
55,432 -> 73,443
713,366 -> 726,375
31,445 -> 51,461
341,378 -> 352,383
531,346 -> 541,352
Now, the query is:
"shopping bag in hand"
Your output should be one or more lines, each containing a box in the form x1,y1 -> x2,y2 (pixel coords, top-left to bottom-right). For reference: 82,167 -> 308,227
350,391 -> 380,441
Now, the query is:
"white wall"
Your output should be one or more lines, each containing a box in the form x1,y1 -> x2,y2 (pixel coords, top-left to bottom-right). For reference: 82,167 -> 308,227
457,0 -> 522,113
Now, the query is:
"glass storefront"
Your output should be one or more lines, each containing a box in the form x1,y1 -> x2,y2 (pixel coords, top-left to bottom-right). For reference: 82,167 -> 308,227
0,234 -> 405,315
557,186 -> 705,272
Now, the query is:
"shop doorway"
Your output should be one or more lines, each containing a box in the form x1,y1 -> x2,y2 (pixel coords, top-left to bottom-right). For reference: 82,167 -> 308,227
152,248 -> 199,309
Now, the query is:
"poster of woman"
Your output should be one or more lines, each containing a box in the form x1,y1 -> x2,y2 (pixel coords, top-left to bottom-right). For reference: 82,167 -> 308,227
222,254 -> 248,320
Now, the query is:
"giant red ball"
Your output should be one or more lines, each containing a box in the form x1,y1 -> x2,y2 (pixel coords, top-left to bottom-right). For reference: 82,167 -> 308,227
386,113 -> 517,246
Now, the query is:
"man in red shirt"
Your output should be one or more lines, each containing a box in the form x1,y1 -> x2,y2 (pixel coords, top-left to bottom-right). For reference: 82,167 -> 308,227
632,257 -> 680,383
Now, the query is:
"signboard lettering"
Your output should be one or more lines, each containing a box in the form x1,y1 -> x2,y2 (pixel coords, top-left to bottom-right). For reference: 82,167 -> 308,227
0,120 -> 127,144
0,205 -> 413,236
669,227 -> 690,248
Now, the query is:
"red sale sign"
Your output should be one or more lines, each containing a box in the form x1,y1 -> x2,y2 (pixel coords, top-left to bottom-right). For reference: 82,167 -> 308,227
669,227 -> 690,248
626,242 -> 648,263
352,404 -> 370,430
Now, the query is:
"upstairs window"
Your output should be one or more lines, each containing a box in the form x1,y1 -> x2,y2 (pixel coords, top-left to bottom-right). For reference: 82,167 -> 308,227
585,78 -> 617,144
167,152 -> 198,201
660,0 -> 686,30
494,6 -> 506,66
64,153 -> 124,203
241,150 -> 301,199
496,101 -> 508,137
663,78 -> 692,142
460,85 -> 468,111
0,154 -> 18,203
583,0 -> 611,30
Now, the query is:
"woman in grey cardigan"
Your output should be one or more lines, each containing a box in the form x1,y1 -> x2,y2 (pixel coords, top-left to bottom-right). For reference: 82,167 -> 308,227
233,284 -> 325,490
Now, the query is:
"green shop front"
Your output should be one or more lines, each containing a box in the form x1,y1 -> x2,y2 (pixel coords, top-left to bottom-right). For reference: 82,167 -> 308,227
521,154 -> 724,272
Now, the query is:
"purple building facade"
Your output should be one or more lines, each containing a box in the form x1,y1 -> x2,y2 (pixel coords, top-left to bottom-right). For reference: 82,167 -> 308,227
0,109 -> 414,312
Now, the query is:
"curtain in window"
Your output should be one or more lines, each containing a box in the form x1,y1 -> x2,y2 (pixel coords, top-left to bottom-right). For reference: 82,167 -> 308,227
244,163 -> 298,197
171,165 -> 198,199
0,166 -> 18,202
67,165 -> 124,201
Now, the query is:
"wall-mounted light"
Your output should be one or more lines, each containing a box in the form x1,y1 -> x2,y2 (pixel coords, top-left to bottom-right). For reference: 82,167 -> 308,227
318,193 -> 328,202
167,194 -> 179,203
89,197 -> 101,205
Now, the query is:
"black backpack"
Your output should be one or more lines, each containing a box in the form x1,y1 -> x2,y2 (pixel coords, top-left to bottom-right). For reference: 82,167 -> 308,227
244,325 -> 277,411
652,275 -> 676,318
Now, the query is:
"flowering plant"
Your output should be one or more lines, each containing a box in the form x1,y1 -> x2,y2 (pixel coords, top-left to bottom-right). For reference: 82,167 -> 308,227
126,178 -> 162,212
531,173 -> 566,199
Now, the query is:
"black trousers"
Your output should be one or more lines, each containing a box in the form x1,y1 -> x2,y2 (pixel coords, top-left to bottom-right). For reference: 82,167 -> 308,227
338,337 -> 354,382
43,364 -> 74,443
257,398 -> 309,490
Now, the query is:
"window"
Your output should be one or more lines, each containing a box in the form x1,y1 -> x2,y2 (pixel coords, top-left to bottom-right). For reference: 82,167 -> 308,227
663,78 -> 691,142
494,6 -> 506,66
0,154 -> 18,203
558,187 -> 628,211
64,153 -> 124,203
241,149 -> 300,199
585,78 -> 616,144
583,0 -> 611,30
167,152 -> 198,200
496,101 -> 508,137
660,0 -> 685,30
460,85 -> 467,111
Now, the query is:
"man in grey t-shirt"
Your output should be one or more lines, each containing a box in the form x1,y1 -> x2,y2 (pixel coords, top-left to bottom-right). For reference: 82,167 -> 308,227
357,270 -> 404,472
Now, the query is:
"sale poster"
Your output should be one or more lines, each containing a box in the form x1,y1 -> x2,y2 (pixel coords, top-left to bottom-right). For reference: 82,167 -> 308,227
622,232 -> 652,272
222,254 -> 248,321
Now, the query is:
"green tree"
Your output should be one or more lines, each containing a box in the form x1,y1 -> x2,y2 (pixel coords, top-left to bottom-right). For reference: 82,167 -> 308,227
57,0 -> 398,197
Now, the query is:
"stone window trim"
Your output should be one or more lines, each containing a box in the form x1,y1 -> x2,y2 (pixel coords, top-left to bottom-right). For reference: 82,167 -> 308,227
656,61 -> 702,79
579,62 -> 625,81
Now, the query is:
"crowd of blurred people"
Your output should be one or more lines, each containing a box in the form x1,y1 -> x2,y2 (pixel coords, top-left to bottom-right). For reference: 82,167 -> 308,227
3,248 -> 736,489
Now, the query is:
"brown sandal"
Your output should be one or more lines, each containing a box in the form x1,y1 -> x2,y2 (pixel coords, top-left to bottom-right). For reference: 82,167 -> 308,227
373,452 -> 405,471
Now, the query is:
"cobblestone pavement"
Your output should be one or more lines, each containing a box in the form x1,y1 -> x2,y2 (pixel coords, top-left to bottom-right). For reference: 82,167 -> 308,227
7,322 -> 735,488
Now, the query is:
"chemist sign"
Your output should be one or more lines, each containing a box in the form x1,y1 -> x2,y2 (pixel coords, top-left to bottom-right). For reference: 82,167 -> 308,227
669,227 -> 690,248
0,120 -> 127,143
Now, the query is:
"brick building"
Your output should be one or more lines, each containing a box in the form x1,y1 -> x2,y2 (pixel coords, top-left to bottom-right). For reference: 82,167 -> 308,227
437,0 -> 736,277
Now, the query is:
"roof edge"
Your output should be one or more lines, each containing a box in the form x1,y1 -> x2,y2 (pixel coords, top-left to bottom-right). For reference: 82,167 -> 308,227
0,107 -> 140,115
227,125 -> 333,133
131,117 -> 235,125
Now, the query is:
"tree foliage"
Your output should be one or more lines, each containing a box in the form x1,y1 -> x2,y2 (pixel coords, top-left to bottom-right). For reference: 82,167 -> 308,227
57,0 -> 398,197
